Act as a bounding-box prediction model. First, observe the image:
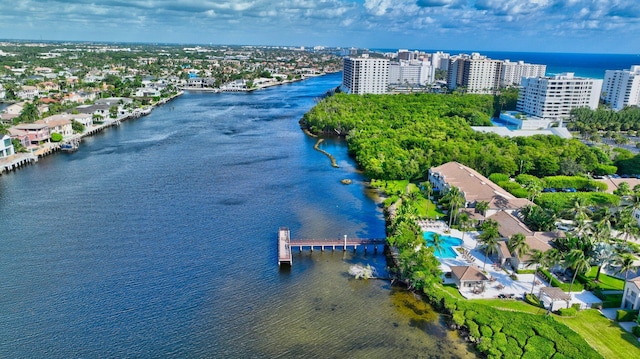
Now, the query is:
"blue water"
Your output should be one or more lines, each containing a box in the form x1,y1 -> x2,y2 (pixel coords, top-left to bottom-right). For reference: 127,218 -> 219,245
423,232 -> 463,259
490,118 -> 519,130
374,48 -> 640,79
0,73 -> 475,358
477,51 -> 640,79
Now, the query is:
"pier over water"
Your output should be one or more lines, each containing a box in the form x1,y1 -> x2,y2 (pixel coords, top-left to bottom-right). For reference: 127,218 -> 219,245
277,227 -> 386,267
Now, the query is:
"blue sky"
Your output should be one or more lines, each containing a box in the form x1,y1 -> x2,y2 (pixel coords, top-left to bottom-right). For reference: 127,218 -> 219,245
1,0 -> 638,54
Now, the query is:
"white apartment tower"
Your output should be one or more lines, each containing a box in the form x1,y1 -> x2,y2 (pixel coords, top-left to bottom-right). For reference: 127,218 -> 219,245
501,60 -> 547,87
431,51 -> 450,71
602,65 -> 640,111
447,53 -> 503,94
342,55 -> 389,94
388,60 -> 434,86
517,73 -> 603,120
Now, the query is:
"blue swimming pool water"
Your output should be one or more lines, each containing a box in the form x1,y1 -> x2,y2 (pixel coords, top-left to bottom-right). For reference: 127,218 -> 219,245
423,232 -> 463,258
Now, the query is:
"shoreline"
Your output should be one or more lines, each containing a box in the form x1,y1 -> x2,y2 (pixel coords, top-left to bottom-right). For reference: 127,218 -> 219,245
0,91 -> 184,176
181,72 -> 338,93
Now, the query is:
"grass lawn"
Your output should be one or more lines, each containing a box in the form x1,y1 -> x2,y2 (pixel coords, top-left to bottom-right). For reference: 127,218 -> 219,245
474,298 -> 547,315
372,180 -> 446,219
556,309 -> 640,359
416,197 -> 445,219
440,284 -> 465,300
370,179 -> 409,195
585,266 -> 625,291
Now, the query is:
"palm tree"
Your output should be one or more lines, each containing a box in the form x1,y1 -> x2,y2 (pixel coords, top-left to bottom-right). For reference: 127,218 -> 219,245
565,197 -> 592,222
614,181 -> 632,197
527,249 -> 546,294
441,186 -> 458,221
525,182 -> 542,203
623,189 -> 640,213
565,249 -> 591,295
616,254 -> 638,280
572,218 -> 593,242
458,213 -> 472,243
420,181 -> 433,217
591,241 -> 615,282
475,200 -> 489,216
478,220 -> 500,271
445,187 -> 465,228
617,209 -> 639,242
508,233 -> 530,265
429,233 -> 445,257
595,208 -> 614,238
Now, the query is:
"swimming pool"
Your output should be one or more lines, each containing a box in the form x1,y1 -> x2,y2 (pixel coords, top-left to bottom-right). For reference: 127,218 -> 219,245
423,231 -> 463,259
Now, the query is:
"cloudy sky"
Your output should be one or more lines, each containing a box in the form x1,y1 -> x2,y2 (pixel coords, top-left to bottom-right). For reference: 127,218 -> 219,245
1,0 -> 638,54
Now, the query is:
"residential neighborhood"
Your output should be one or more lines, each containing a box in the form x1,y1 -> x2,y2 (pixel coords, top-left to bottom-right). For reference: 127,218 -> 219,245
1,42 -> 343,173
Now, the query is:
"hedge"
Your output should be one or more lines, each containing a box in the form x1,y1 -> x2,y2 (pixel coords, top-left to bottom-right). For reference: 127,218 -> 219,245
633,325 -> 640,337
523,336 -> 557,359
515,174 -> 543,187
450,299 -> 602,358
489,173 -> 510,184
542,175 -> 608,192
497,180 -> 529,198
559,307 -> 578,316
421,283 -> 601,357
593,289 -> 623,308
535,192 -> 620,214
616,309 -> 639,322
525,293 -> 543,307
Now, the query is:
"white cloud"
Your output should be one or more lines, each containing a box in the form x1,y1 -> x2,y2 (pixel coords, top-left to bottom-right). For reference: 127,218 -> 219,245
0,0 -> 638,52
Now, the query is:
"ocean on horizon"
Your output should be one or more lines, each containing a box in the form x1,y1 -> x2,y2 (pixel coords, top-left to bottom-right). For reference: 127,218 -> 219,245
373,48 -> 640,79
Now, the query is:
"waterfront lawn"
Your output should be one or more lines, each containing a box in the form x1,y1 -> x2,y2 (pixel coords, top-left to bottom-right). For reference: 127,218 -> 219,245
474,298 -> 547,315
441,284 -> 465,300
371,180 -> 445,218
370,179 -> 409,196
556,309 -> 640,359
585,267 -> 625,291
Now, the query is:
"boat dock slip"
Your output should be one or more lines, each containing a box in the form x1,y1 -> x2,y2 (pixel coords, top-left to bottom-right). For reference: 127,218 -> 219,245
278,227 -> 292,267
277,227 -> 386,267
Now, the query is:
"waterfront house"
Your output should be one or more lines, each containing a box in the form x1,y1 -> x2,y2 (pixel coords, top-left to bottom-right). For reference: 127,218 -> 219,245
450,265 -> 489,290
0,134 -> 15,158
7,128 -> 30,149
134,88 -> 161,97
622,276 -> 640,310
37,117 -> 73,138
95,97 -> 133,106
75,104 -> 111,118
13,123 -> 51,145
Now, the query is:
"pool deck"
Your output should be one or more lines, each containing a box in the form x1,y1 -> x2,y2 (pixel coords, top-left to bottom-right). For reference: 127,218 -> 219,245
418,220 -> 602,308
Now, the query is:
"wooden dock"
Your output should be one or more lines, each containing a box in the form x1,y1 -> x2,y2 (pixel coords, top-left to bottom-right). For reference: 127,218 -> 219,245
278,227 -> 292,267
278,227 -> 386,267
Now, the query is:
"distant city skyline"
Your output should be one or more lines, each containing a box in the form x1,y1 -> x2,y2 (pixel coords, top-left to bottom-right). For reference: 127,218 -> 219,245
1,0 -> 639,54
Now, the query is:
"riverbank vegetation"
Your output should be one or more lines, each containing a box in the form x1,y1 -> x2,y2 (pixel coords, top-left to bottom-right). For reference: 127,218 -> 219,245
301,93 -> 614,180
387,193 -> 604,358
